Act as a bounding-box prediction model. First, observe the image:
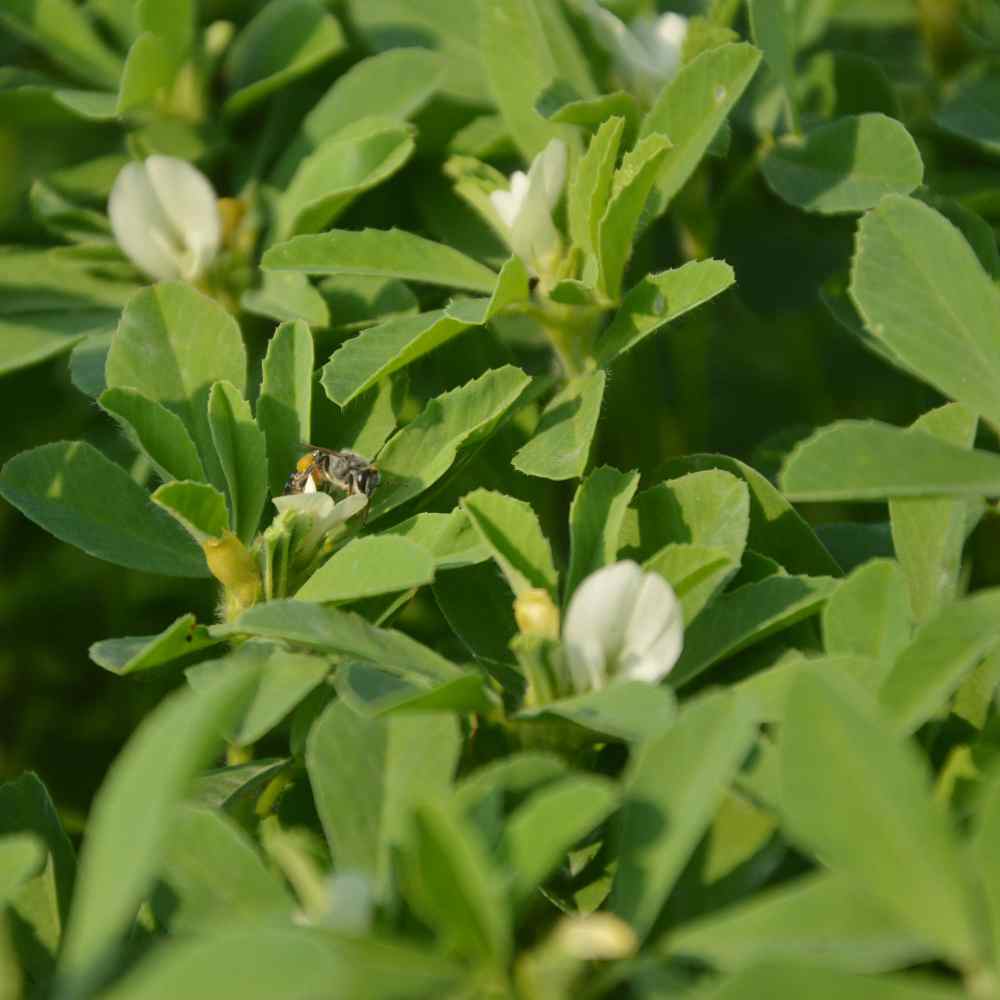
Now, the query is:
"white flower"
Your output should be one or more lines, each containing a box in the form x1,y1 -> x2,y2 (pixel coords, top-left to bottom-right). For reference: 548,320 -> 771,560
108,155 -> 221,282
488,138 -> 566,277
272,490 -> 368,554
562,560 -> 683,692
581,2 -> 688,104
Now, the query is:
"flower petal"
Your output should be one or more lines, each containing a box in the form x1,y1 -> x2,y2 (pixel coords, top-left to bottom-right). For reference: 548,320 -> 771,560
564,634 -> 608,694
108,161 -> 183,281
145,155 -> 221,280
535,139 -> 567,210
564,560 -> 644,663
620,574 -> 683,684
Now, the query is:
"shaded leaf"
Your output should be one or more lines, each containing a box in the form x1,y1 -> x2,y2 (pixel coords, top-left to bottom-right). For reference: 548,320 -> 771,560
0,442 -> 207,578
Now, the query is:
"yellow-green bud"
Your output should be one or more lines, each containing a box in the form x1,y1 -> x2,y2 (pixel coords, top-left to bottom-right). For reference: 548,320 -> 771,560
203,531 -> 260,619
514,588 -> 560,639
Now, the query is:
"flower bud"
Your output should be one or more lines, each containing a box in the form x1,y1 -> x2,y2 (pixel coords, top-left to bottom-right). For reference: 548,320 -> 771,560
514,587 -> 561,639
554,913 -> 638,960
489,139 -> 566,278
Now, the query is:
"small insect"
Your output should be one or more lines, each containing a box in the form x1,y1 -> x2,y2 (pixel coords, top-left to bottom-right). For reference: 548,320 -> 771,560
284,446 -> 381,499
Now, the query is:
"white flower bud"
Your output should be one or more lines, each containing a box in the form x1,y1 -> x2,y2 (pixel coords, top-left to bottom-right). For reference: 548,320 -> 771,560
489,139 -> 566,277
108,155 -> 221,282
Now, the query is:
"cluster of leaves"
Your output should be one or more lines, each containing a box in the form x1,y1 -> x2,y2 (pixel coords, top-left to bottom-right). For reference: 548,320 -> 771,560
4,0 -> 1000,998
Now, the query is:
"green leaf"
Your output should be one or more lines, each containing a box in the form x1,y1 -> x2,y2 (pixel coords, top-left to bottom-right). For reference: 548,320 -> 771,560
117,31 -> 174,115
461,489 -> 558,597
517,681 -> 676,742
351,0 -> 486,105
620,470 -> 750,565
103,928 -> 461,1000
540,85 -> 640,143
703,961 -> 964,1000
935,73 -> 1000,155
748,0 -> 799,131
136,0 -> 193,65
849,195 -> 1000,427
0,308 -> 118,378
319,275 -> 420,334
644,543 -> 740,625
659,455 -> 840,576
57,666 -> 259,985
672,575 -> 838,687
512,370 -> 606,481
480,0 -> 573,160
780,421 -> 1000,501
597,134 -> 671,301
762,114 -> 923,214
642,43 -> 762,214
69,331 -> 114,397
336,663 -> 493,717
226,600 -> 463,685
781,671 -> 983,967
0,441 -> 207,578
276,122 -> 416,238
307,704 -> 460,894
822,559 -> 911,666
595,260 -> 735,366
503,776 -> 618,903
153,805 -> 292,933
889,405 -> 980,624
0,774 -> 76,982
98,387 -> 206,485
0,834 -> 43,906
105,283 -> 247,493
370,365 -> 531,519
565,466 -> 641,603
296,536 -> 435,603
533,0 -> 596,100
322,309 -> 482,407
383,510 -> 489,570
151,481 -> 229,545
273,48 -> 445,183
568,115 -> 624,260
877,589 -> 1000,735
186,642 -> 331,746
257,320 -> 314,501
263,228 -> 498,295
972,772 -> 1000,967
208,382 -> 268,544
1,0 -> 122,89
223,0 -> 346,116
402,800 -> 511,964
433,562 -> 520,669
610,690 -> 760,939
191,759 -> 289,815
667,872 -> 931,973
241,272 -> 329,328
89,613 -> 219,676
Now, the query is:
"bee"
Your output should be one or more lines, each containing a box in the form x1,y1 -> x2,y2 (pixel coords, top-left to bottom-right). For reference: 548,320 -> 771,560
284,446 -> 381,500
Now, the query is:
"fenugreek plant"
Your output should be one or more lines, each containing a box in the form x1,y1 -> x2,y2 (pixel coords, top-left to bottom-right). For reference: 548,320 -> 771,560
5,1 -> 1000,998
